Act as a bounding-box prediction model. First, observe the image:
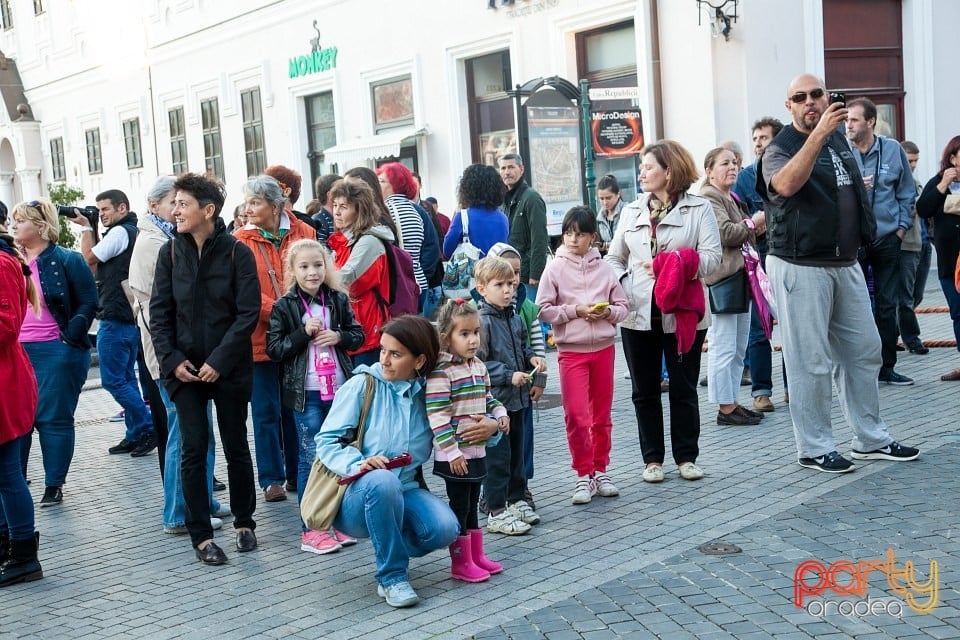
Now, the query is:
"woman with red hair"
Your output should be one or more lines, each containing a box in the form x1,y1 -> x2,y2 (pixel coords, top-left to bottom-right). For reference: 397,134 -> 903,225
376,163 -> 432,298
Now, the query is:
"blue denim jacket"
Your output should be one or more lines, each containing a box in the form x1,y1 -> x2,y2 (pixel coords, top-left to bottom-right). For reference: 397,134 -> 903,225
34,243 -> 99,348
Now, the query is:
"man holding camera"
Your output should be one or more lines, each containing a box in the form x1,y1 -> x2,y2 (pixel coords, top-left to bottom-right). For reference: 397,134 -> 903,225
73,189 -> 155,457
757,73 -> 918,474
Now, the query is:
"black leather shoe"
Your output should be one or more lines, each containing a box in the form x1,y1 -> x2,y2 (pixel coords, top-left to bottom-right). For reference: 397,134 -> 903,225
909,345 -> 930,355
195,542 -> 228,565
212,477 -> 226,492
108,439 -> 136,454
236,529 -> 257,553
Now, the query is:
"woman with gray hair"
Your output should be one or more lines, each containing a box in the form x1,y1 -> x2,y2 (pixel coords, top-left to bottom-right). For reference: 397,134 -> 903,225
234,175 -> 318,505
129,176 -> 229,533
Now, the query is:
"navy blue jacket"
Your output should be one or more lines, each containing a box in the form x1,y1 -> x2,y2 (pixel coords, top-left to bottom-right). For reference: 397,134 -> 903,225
34,243 -> 98,348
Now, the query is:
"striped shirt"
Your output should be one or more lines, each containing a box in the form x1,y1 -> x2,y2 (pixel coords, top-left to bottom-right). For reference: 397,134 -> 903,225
385,194 -> 427,291
426,352 -> 507,462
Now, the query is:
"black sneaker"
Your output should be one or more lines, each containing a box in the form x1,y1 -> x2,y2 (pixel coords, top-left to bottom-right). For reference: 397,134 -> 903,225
39,486 -> 62,507
798,451 -> 855,473
108,439 -> 137,454
909,345 -> 930,355
878,369 -> 914,386
717,410 -> 761,426
212,477 -> 226,492
130,433 -> 158,457
850,441 -> 920,461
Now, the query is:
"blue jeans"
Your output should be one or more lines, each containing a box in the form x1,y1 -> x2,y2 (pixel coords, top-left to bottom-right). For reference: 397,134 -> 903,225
747,304 -> 773,398
334,469 -> 459,587
940,277 -> 960,351
98,320 -> 152,442
352,349 -> 380,368
251,361 -> 294,489
522,406 -> 534,480
0,436 -> 34,540
20,340 -> 90,487
419,285 -> 442,319
159,383 -> 220,528
293,394 -> 332,530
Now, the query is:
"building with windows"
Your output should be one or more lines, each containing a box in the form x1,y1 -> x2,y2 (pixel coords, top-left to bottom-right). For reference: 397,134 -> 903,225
0,0 -> 952,219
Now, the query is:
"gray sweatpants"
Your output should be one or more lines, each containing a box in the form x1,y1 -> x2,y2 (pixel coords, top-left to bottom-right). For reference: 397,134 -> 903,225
767,256 -> 895,459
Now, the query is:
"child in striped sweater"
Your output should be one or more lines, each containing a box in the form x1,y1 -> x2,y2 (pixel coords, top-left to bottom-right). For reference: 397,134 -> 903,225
427,299 -> 509,583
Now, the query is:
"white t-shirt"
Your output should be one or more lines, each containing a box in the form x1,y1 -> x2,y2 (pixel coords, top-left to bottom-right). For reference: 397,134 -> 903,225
90,224 -> 131,263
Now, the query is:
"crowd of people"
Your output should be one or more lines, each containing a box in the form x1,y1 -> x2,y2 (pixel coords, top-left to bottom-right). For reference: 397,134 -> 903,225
0,72 -> 944,605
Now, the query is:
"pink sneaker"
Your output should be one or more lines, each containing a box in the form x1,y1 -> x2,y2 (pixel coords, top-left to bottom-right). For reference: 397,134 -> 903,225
331,528 -> 357,547
300,530 -> 342,555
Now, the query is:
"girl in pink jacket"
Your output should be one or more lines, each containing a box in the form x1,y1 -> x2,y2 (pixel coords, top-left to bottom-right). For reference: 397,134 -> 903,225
536,206 -> 628,505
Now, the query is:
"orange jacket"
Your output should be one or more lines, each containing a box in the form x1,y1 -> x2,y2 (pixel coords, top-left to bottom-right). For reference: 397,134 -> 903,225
234,215 -> 317,362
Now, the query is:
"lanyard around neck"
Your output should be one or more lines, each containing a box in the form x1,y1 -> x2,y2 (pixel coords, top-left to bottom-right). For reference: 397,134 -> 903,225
299,289 -> 326,331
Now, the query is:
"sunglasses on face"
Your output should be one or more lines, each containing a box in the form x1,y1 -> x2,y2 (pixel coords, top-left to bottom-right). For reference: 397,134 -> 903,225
789,88 -> 825,104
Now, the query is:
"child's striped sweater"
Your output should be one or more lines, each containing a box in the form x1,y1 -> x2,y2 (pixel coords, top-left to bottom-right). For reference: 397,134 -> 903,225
426,352 -> 507,462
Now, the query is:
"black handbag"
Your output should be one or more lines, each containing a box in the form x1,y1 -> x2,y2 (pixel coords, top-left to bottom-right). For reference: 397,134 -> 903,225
708,269 -> 749,314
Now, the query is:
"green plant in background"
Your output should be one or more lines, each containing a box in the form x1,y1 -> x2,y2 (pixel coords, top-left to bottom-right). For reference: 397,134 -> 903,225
47,182 -> 85,249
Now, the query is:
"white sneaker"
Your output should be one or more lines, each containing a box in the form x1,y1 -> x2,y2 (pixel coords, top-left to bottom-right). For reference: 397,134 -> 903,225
593,473 -> 619,497
377,581 -> 419,608
642,465 -> 664,483
486,509 -> 531,535
678,462 -> 704,480
571,476 -> 596,504
508,500 -> 541,525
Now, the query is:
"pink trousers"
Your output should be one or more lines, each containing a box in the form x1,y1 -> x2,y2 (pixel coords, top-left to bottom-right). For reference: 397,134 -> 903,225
558,345 -> 615,476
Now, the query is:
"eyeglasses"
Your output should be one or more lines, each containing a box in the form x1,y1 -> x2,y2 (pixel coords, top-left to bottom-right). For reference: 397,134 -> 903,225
789,88 -> 825,104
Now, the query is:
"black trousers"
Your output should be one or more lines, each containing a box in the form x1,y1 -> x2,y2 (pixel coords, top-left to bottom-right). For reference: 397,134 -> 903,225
136,346 -> 166,479
621,321 -> 706,465
482,409 -> 525,511
173,379 -> 256,548
445,480 -> 481,535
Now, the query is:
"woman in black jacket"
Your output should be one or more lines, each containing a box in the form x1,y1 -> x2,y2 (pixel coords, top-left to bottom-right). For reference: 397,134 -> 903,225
917,135 -> 960,381
149,174 -> 260,565
266,239 -> 364,555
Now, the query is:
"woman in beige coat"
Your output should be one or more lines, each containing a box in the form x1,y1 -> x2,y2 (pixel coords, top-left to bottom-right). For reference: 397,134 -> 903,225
700,148 -> 764,427
606,140 -> 721,483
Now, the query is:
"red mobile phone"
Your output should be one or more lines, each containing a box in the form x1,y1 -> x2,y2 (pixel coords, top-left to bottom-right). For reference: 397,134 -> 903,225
338,452 -> 413,485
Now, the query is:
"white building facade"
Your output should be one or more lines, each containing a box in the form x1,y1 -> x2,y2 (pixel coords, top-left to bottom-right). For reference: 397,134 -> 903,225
0,0 -> 951,216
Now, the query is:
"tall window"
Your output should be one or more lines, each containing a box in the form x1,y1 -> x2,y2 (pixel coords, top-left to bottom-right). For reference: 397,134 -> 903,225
168,106 -> 188,174
1,0 -> 13,29
465,51 -> 513,165
241,88 -> 266,177
201,98 -> 224,181
49,137 -> 65,182
85,128 -> 102,175
305,92 -> 336,195
32,0 -> 43,15
122,118 -> 142,169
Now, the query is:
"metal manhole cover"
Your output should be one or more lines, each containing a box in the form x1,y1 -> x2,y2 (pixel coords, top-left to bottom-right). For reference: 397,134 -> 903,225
698,542 -> 742,555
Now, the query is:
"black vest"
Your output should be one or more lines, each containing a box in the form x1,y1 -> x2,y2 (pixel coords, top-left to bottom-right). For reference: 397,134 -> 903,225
96,214 -> 138,323
757,125 -> 875,260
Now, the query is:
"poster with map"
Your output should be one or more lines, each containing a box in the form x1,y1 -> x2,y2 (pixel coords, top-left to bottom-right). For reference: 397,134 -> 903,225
526,105 -> 583,235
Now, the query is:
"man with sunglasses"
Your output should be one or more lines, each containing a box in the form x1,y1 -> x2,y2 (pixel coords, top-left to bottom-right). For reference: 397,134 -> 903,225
756,73 -> 919,474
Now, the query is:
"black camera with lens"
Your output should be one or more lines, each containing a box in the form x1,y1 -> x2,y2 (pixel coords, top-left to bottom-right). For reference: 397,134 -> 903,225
57,205 -> 99,228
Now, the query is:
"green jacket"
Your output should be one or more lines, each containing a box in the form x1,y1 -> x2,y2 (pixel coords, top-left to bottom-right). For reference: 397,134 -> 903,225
504,181 -> 548,283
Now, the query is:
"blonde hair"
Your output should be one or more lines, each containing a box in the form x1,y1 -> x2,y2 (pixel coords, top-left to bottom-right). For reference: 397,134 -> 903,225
473,256 -> 515,286
283,239 -> 347,294
12,200 -> 60,244
0,230 -> 40,316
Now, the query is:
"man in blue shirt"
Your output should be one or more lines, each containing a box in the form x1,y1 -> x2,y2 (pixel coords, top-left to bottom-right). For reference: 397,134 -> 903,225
846,97 -> 918,386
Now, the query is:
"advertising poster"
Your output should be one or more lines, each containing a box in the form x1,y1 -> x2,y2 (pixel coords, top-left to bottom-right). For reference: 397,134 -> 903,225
526,105 -> 583,235
591,109 -> 644,157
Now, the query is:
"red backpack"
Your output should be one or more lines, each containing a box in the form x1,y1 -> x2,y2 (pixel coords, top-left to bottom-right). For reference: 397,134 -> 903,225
374,240 -> 420,317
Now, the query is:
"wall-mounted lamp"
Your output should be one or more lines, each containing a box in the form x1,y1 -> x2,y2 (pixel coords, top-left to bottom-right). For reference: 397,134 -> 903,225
696,0 -> 738,41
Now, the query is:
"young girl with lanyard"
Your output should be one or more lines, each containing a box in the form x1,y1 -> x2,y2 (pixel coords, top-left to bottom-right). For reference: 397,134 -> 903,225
426,299 -> 509,582
266,239 -> 365,555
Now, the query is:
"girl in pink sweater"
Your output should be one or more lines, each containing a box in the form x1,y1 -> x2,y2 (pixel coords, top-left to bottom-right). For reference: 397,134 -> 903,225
426,300 -> 508,582
536,206 -> 629,505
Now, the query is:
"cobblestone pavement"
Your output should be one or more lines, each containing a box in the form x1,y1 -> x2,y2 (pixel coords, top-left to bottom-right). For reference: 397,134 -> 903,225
4,278 -> 958,640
